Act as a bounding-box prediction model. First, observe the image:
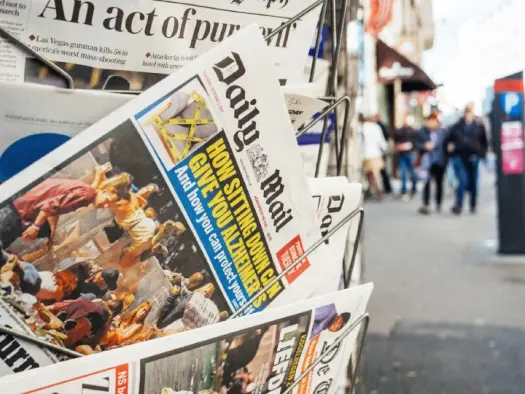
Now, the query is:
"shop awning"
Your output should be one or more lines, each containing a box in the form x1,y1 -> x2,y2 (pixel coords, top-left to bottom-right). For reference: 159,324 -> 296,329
376,39 -> 437,92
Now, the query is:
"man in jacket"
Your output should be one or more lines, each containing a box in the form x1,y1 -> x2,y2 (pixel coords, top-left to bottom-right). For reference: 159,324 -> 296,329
417,114 -> 449,214
221,328 -> 268,386
393,114 -> 419,200
445,104 -> 489,214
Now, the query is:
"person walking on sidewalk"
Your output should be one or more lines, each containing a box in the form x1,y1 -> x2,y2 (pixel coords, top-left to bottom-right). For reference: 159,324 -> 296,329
372,114 -> 393,195
360,114 -> 387,201
417,113 -> 449,215
445,103 -> 489,215
393,113 -> 419,201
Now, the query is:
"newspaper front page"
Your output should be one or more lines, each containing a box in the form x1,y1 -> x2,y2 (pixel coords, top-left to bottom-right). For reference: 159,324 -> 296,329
308,177 -> 362,296
0,25 -> 325,375
0,0 -> 322,88
0,283 -> 373,394
0,82 -> 130,182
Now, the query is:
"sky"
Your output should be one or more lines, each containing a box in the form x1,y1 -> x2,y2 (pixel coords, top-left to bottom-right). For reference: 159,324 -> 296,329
422,0 -> 516,112
423,0 -> 480,82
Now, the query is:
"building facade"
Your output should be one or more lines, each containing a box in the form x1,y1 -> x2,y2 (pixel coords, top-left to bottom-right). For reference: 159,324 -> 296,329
361,0 -> 435,127
380,0 -> 434,64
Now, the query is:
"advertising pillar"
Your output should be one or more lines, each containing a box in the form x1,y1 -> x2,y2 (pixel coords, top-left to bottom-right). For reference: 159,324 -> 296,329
492,71 -> 525,254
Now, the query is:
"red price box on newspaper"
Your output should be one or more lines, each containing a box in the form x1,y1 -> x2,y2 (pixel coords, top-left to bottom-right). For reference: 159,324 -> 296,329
277,235 -> 311,283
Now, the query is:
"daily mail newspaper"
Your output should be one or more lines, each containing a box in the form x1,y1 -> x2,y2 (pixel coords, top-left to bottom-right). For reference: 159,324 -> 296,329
0,82 -> 130,182
0,25 -> 324,376
308,177 -> 362,296
0,283 -> 373,394
0,0 -> 322,88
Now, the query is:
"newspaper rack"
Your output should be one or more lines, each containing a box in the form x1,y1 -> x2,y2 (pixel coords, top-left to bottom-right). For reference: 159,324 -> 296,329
0,1 -> 368,392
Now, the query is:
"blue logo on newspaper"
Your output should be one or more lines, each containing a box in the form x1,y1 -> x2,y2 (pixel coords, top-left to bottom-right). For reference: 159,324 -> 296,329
0,133 -> 70,181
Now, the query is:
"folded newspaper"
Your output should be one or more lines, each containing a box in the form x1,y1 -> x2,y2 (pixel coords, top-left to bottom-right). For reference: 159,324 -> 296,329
0,82 -> 130,182
0,283 -> 373,394
0,25 -> 336,375
306,177 -> 363,394
308,177 -> 362,295
0,0 -> 322,88
281,84 -> 326,131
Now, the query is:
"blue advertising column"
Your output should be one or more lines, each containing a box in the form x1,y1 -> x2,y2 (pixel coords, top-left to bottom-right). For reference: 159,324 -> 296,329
492,71 -> 525,254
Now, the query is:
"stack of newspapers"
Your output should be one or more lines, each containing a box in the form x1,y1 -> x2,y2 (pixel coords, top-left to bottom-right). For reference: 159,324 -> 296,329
0,2 -> 372,393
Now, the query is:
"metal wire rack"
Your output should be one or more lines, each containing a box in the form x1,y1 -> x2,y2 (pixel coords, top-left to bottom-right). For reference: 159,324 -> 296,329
0,1 -> 367,391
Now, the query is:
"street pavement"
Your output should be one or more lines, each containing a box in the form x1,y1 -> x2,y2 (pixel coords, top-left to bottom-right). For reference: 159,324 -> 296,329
360,171 -> 525,394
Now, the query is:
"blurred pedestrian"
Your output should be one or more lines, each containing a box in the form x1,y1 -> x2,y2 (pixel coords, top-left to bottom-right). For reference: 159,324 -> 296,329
393,113 -> 419,201
417,113 -> 449,215
360,114 -> 387,201
446,161 -> 457,196
445,103 -> 489,214
372,114 -> 393,194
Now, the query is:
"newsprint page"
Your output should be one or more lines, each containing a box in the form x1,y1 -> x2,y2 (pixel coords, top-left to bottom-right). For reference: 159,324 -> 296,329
0,82 -> 320,183
0,25 -> 337,377
0,0 -> 322,88
0,82 -> 130,182
0,284 -> 373,394
308,177 -> 362,296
